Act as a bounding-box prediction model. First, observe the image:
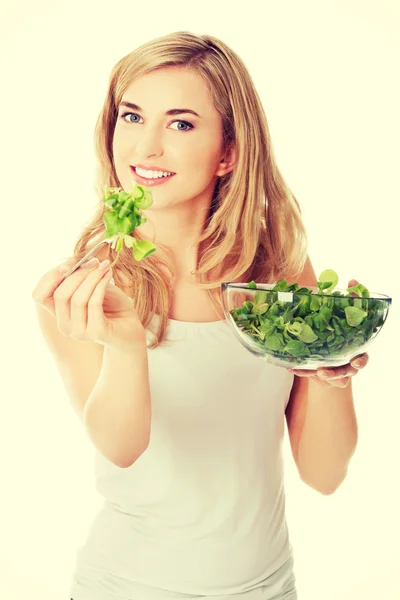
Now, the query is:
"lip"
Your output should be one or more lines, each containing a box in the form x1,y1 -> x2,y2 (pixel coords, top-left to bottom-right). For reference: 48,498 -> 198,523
133,164 -> 176,174
130,165 -> 176,187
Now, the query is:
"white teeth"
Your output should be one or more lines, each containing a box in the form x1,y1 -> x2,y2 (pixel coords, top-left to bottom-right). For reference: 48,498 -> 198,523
135,167 -> 174,179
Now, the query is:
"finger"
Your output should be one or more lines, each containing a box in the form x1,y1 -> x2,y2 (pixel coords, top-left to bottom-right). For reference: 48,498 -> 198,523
288,365 -> 358,379
287,368 -> 338,377
348,279 -> 362,298
350,353 -> 369,369
69,261 -> 111,339
86,267 -> 115,341
32,259 -> 77,315
323,368 -> 358,380
317,364 -> 358,379
53,259 -> 100,335
327,376 -> 352,388
286,369 -> 317,377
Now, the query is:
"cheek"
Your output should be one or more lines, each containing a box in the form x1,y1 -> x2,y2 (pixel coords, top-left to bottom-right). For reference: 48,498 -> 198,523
111,140 -> 120,170
112,127 -> 131,156
182,132 -> 220,162
112,131 -> 124,159
184,149 -> 221,181
112,141 -> 130,179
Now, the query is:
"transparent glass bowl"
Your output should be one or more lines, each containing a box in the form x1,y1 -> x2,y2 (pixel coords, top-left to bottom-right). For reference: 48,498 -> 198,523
221,282 -> 392,369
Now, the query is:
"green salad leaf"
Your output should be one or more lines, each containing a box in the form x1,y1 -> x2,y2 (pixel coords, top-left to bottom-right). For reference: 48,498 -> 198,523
102,183 -> 156,262
229,270 -> 386,363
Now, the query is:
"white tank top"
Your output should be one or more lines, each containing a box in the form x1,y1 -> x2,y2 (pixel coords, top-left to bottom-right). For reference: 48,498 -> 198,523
70,315 -> 296,599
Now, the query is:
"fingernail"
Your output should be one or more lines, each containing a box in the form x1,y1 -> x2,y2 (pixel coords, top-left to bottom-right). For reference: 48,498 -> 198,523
98,259 -> 111,270
318,371 -> 329,378
82,258 -> 99,269
353,360 -> 363,368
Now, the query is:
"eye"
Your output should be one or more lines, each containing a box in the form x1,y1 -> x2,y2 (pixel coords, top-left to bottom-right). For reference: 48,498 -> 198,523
169,121 -> 194,132
119,112 -> 194,132
119,112 -> 141,124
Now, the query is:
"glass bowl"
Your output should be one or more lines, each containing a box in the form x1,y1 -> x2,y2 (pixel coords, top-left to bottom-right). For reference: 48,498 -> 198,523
221,282 -> 392,369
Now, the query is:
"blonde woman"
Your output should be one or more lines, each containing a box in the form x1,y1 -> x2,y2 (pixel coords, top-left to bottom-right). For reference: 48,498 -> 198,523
32,31 -> 364,600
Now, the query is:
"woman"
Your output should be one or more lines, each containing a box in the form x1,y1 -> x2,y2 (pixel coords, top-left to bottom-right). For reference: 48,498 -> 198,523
32,30 -> 363,600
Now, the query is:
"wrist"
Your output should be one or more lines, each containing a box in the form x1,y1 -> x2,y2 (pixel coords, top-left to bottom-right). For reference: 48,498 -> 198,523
308,376 -> 332,390
103,337 -> 148,357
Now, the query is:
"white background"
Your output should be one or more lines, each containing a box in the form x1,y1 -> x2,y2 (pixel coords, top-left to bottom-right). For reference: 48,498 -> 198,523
1,0 -> 399,598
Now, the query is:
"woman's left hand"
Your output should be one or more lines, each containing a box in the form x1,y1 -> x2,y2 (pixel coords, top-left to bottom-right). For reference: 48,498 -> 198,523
286,279 -> 369,388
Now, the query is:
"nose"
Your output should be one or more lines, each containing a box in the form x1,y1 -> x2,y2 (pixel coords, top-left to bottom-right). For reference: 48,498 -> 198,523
134,125 -> 164,160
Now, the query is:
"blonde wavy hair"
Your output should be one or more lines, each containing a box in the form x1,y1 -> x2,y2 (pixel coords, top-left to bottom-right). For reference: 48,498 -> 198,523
65,31 -> 308,349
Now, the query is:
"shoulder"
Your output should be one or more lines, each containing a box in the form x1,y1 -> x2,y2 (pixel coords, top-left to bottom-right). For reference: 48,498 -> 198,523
286,254 -> 318,288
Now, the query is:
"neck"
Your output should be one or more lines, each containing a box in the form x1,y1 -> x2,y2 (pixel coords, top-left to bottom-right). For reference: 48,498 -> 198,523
138,193 -> 213,280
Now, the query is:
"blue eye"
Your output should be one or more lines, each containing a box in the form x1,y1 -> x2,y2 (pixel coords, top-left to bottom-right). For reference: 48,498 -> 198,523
119,112 -> 194,132
120,112 -> 140,123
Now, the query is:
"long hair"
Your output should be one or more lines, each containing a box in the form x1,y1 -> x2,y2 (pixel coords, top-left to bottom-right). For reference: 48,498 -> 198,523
65,31 -> 308,349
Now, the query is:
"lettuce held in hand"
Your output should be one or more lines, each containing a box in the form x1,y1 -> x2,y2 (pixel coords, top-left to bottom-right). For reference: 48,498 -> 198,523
102,183 -> 156,264
229,270 -> 386,362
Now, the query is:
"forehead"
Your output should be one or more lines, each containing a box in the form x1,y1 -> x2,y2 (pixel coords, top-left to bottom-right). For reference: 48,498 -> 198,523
121,68 -> 216,117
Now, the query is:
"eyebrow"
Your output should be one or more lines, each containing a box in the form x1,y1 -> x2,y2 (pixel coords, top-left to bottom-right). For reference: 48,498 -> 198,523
118,101 -> 201,118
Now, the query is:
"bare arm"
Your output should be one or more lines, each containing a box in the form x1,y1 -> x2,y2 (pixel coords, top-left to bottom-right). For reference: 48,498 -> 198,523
33,254 -> 151,468
83,343 -> 152,468
34,302 -> 105,420
287,376 -> 358,494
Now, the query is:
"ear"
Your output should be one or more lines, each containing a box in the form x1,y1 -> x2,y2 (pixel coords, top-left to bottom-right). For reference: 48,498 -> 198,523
216,145 -> 237,177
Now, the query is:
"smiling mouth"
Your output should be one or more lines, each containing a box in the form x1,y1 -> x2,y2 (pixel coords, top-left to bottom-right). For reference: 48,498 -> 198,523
131,166 -> 176,176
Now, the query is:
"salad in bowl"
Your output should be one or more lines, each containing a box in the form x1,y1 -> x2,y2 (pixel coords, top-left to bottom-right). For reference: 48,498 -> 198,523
221,270 -> 392,369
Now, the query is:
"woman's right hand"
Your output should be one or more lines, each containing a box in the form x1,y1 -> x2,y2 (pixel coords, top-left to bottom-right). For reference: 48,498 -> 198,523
32,257 -> 147,352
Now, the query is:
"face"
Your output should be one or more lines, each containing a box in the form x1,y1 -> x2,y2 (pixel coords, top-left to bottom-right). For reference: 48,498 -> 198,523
112,67 -> 235,214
